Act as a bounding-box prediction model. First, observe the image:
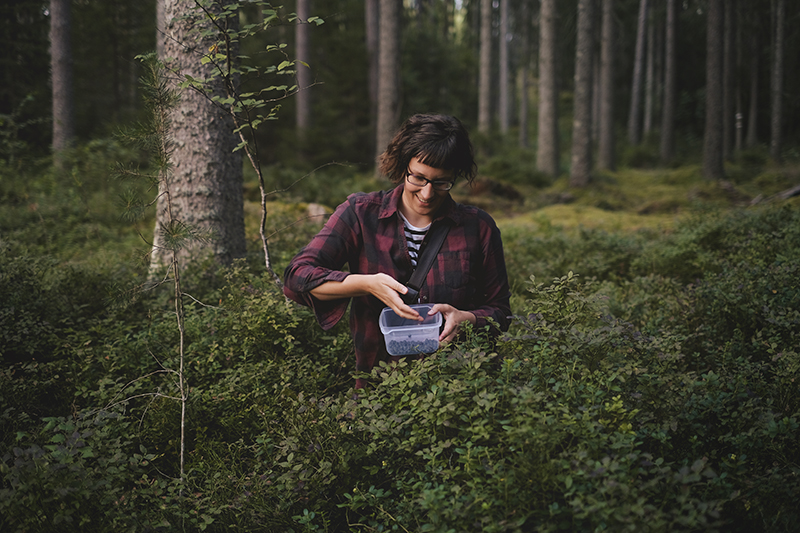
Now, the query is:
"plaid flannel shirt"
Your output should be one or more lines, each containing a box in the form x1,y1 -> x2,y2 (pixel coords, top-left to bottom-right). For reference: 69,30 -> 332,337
283,185 -> 511,378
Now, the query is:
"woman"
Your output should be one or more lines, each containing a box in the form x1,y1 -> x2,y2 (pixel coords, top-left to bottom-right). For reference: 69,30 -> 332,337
283,114 -> 511,387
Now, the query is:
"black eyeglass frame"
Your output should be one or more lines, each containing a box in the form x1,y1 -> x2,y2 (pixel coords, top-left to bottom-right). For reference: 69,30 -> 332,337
405,171 -> 455,191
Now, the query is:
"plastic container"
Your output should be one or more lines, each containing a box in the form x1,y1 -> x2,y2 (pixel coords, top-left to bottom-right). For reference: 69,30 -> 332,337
379,304 -> 442,356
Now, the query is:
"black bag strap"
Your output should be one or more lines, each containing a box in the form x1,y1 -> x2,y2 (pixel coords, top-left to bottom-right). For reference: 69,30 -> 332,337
402,222 -> 450,304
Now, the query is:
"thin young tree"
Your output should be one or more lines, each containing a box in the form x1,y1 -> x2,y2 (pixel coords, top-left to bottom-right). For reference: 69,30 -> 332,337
570,0 -> 594,188
537,0 -> 559,177
702,0 -> 724,180
627,0 -> 648,145
745,31 -> 759,148
598,0 -> 615,171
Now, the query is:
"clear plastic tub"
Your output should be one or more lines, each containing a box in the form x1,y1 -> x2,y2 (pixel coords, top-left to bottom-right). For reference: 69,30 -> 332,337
379,304 -> 442,356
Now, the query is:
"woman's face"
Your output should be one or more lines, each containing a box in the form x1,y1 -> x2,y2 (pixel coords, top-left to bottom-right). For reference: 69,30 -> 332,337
399,156 -> 454,226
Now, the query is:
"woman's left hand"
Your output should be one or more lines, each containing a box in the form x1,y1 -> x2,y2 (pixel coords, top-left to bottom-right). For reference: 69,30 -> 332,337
428,304 -> 476,343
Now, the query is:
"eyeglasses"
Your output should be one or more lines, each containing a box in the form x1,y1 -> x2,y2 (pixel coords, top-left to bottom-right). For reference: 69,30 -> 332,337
405,171 -> 455,191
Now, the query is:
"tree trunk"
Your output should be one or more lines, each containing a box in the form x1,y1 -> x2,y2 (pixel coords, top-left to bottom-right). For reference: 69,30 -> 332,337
50,0 -> 75,167
536,0 -> 559,177
366,0 -> 379,154
702,0 -> 724,180
152,0 -> 246,270
660,0 -> 676,163
745,32 -> 758,148
598,0 -> 615,170
643,6 -> 655,137
570,0 -> 594,188
518,0 -> 531,148
499,0 -> 510,134
722,0 -> 735,160
770,0 -> 784,162
478,0 -> 492,134
627,0 -> 648,145
376,0 -> 400,163
295,0 -> 312,139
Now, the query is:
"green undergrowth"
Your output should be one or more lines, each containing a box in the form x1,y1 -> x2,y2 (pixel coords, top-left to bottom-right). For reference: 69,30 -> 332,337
2,144 -> 800,531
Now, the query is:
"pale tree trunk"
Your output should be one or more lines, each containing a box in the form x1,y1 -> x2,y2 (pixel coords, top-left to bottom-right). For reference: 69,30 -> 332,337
722,0 -> 735,160
376,0 -> 400,164
295,0 -> 312,142
745,32 -> 758,148
50,0 -> 75,167
769,0 -> 784,162
499,0 -> 510,134
570,0 -> 594,188
660,0 -> 676,163
536,0 -> 559,177
518,0 -> 531,148
643,7 -> 655,137
152,0 -> 246,270
702,0 -> 724,180
627,0 -> 648,145
156,0 -> 166,59
598,0 -> 615,171
366,0 -> 379,153
478,0 -> 492,134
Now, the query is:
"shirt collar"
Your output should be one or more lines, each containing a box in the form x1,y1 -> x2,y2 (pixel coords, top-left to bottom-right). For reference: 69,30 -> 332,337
379,184 -> 463,225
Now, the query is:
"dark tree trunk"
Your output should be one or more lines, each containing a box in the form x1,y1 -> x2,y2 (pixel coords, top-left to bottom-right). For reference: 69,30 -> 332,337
598,0 -> 615,170
627,0 -> 648,145
570,0 -> 594,188
722,0 -> 736,160
660,0 -> 676,163
702,0 -> 724,180
519,0 -> 532,148
770,0 -> 784,162
478,0 -> 492,134
366,0 -> 378,154
295,0 -> 312,137
745,31 -> 759,148
499,0 -> 510,134
536,0 -> 559,177
50,0 -> 75,167
376,0 -> 400,162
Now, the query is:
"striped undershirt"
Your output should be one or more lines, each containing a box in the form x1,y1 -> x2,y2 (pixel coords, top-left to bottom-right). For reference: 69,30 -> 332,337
398,211 -> 430,267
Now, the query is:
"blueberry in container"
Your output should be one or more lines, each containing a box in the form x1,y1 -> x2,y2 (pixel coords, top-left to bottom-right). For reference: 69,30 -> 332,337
379,304 -> 442,356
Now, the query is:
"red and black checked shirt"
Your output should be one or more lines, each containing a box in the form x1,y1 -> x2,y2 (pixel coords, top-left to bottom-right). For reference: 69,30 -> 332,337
283,185 -> 511,377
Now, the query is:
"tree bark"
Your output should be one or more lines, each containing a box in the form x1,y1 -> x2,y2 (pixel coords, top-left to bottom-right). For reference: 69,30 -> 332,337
745,31 -> 758,149
536,0 -> 559,177
770,0 -> 784,162
366,0 -> 379,154
702,0 -> 724,180
376,0 -> 400,164
627,0 -> 648,145
722,0 -> 735,160
660,0 -> 676,163
643,6 -> 655,137
499,0 -> 510,134
518,0 -> 531,148
50,0 -> 75,166
598,0 -> 615,171
152,0 -> 246,269
570,0 -> 594,188
295,0 -> 312,138
478,0 -> 492,134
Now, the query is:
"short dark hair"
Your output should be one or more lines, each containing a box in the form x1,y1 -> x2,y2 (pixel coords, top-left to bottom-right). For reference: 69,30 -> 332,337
378,114 -> 478,185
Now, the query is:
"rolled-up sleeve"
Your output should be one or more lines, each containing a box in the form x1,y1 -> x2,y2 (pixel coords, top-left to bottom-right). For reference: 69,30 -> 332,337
283,199 -> 360,330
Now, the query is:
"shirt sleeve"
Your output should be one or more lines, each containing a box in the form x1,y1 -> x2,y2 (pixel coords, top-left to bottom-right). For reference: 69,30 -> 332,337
283,198 -> 361,330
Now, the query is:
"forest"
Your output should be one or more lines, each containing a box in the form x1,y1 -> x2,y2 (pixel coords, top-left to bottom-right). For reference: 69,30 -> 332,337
2,0 -> 800,531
